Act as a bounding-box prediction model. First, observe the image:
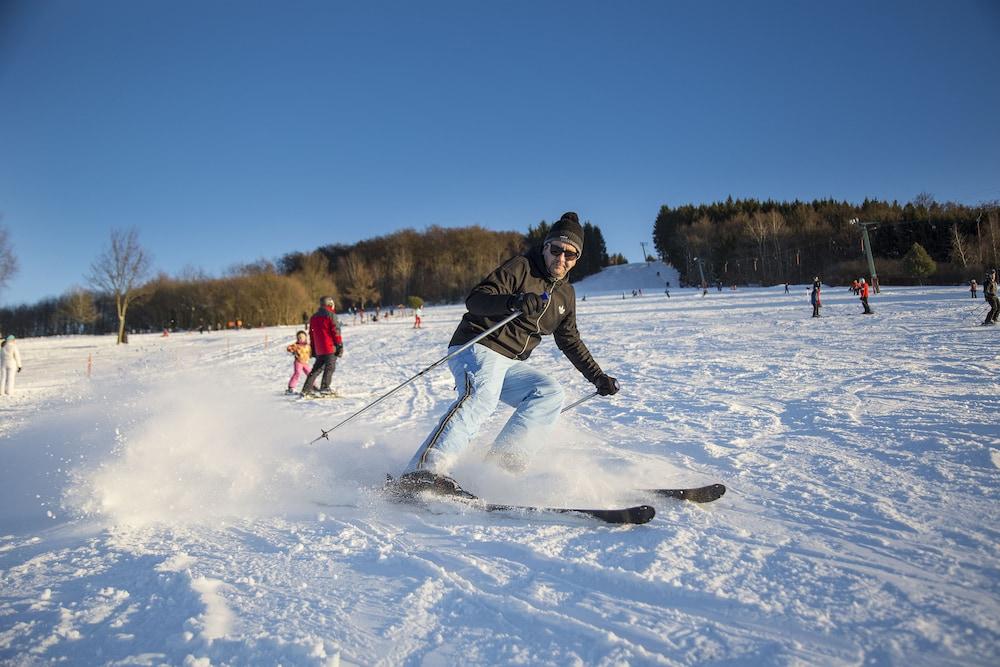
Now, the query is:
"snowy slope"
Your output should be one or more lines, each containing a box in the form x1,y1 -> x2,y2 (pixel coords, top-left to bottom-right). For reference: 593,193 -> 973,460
1,285 -> 998,666
572,261 -> 678,296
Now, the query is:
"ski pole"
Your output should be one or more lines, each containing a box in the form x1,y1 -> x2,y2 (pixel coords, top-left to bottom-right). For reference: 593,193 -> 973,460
967,303 -> 990,325
561,391 -> 598,413
310,309 -> 524,443
561,378 -> 620,413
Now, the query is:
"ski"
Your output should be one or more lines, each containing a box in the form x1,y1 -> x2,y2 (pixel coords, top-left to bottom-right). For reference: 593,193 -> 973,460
383,472 -> 655,525
468,499 -> 655,525
643,483 -> 726,503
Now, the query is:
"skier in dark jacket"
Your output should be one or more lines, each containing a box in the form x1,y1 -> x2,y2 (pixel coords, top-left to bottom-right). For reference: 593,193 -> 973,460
403,212 -> 618,479
983,269 -> 999,325
810,277 -> 821,318
302,296 -> 344,396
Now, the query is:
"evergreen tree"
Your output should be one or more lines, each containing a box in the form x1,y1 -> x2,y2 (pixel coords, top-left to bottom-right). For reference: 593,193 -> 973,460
901,242 -> 937,284
525,221 -> 551,248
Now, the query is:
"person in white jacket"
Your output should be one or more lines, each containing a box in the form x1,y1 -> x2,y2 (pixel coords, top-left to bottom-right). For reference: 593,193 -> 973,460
1,334 -> 23,395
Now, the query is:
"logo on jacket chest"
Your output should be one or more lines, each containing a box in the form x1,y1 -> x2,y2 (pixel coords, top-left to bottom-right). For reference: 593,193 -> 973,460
558,305 -> 566,315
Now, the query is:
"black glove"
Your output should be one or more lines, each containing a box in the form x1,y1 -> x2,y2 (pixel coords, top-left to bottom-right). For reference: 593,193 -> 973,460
594,374 -> 619,396
334,344 -> 344,358
17,367 -> 22,373
507,292 -> 546,317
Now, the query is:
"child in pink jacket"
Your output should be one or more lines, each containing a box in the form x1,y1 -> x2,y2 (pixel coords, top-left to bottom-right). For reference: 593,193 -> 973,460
285,331 -> 313,395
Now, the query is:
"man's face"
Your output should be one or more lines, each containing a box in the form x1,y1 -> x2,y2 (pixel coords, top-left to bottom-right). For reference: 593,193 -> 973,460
544,242 -> 579,280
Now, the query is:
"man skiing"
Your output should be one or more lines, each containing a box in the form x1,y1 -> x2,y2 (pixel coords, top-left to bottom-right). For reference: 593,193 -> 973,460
401,212 -> 619,483
302,296 -> 344,396
859,278 -> 874,314
983,269 -> 999,325
810,277 -> 822,318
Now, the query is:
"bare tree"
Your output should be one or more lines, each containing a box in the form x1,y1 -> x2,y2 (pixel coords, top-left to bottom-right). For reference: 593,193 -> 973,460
292,251 -> 337,301
57,287 -> 98,333
88,228 -> 151,343
744,212 -> 770,279
338,251 -> 380,307
0,224 -> 18,294
914,192 -> 936,222
389,245 -> 414,303
988,211 -> 1000,268
949,224 -> 970,268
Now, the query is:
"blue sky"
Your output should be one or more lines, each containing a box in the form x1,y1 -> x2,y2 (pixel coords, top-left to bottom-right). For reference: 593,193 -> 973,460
1,0 -> 998,305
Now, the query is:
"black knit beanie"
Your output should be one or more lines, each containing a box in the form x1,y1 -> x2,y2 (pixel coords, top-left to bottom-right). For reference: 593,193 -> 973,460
544,212 -> 584,253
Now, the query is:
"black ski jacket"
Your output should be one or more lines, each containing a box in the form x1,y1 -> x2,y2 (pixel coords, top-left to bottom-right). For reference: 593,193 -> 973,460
448,246 -> 604,383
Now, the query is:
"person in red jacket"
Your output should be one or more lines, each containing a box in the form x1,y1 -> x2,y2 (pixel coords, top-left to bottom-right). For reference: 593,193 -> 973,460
302,296 -> 344,396
859,278 -> 874,314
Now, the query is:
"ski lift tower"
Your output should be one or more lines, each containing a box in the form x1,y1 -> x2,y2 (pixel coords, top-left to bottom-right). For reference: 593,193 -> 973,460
692,256 -> 707,289
849,218 -> 881,294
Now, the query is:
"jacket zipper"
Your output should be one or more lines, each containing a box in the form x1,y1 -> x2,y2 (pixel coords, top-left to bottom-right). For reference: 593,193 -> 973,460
516,279 -> 557,359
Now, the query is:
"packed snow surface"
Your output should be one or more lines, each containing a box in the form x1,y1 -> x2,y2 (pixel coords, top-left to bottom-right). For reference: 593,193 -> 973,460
1,280 -> 998,666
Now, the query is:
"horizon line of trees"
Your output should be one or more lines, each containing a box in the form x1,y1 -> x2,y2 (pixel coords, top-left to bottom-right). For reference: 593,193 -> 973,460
654,195 -> 1000,287
1,219 -> 620,339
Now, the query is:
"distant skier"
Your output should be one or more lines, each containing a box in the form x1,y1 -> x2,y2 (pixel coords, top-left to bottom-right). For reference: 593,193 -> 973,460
1,334 -> 23,396
970,279 -> 978,298
285,330 -> 313,395
400,212 -> 619,484
302,296 -> 344,396
810,277 -> 821,318
859,278 -> 874,315
784,282 -> 790,294
413,306 -> 423,329
983,269 -> 999,325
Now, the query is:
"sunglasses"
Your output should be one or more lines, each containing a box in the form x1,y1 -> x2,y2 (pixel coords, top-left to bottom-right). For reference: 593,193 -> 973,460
547,244 -> 579,261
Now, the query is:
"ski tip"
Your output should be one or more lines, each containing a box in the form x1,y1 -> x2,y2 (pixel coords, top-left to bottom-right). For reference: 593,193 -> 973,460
650,483 -> 727,503
588,504 -> 656,525
632,504 -> 656,524
691,484 -> 727,502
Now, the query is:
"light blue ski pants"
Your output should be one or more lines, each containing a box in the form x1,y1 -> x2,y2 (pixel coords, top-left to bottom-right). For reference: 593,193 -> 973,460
405,344 -> 565,475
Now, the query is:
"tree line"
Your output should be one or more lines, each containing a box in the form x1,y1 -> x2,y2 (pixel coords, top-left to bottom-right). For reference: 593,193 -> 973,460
653,196 -> 1000,287
1,218 -> 617,339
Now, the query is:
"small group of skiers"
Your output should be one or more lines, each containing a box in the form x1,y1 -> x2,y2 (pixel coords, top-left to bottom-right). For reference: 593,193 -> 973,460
285,296 -> 345,396
0,335 -> 22,396
846,278 -> 872,313
286,297 -> 428,394
810,276 -> 873,317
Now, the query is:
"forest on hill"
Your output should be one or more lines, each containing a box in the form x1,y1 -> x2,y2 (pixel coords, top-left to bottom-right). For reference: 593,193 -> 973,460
654,196 -> 998,287
1,220 -> 617,337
